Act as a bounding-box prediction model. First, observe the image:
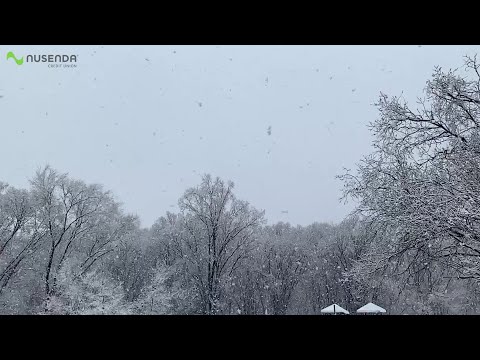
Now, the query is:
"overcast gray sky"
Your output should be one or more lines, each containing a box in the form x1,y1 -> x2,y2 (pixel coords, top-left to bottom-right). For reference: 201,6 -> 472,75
1,45 -> 480,228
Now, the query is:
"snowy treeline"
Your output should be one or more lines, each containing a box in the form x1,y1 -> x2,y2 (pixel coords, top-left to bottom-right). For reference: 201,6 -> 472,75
3,55 -> 480,314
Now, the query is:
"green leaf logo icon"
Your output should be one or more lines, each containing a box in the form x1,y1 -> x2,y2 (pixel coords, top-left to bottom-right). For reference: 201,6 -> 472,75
6,51 -> 24,65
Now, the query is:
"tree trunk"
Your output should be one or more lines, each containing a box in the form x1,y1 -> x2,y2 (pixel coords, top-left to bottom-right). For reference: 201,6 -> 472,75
45,239 -> 56,295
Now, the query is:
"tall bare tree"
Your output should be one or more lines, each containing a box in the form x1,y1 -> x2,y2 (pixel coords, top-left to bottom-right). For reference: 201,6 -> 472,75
30,166 -> 125,298
178,174 -> 264,314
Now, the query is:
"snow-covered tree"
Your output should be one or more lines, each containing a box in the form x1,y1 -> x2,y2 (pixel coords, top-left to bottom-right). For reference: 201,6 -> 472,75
340,55 -> 480,307
178,174 -> 265,314
43,260 -> 127,315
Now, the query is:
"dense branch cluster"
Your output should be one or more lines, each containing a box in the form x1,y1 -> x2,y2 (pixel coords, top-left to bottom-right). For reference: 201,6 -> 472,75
339,56 -> 480,313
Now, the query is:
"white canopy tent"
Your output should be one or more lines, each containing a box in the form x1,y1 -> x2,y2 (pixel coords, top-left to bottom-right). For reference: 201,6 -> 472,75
320,304 -> 350,315
356,302 -> 386,314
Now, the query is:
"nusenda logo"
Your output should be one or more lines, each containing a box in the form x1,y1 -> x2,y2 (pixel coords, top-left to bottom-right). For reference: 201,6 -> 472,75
6,51 -> 78,68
